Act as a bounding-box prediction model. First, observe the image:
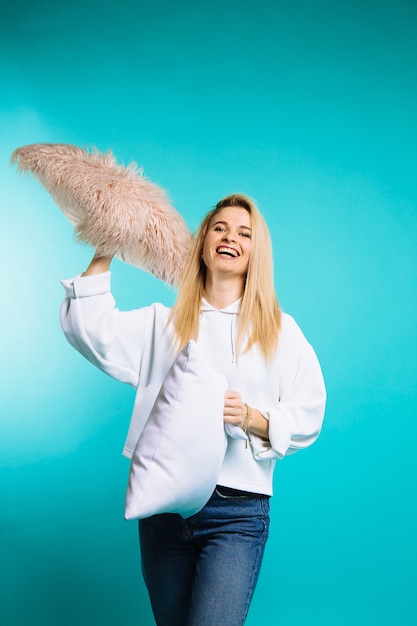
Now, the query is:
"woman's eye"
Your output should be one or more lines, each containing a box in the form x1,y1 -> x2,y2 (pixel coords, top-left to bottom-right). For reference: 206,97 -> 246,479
240,232 -> 251,238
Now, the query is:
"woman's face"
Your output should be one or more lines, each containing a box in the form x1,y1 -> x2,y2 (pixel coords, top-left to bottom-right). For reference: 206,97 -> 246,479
201,206 -> 252,281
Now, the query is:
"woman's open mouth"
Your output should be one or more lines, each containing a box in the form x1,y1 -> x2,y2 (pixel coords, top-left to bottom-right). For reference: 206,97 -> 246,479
216,246 -> 239,258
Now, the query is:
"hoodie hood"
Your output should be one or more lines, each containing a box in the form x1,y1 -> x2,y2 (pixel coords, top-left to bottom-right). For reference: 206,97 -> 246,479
200,297 -> 241,314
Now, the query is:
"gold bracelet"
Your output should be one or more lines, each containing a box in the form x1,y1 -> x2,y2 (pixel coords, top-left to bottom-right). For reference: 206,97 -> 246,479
242,403 -> 252,435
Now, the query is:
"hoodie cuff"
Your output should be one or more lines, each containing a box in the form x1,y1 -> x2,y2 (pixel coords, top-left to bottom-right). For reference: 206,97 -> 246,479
60,272 -> 111,298
250,409 -> 291,460
224,423 -> 248,441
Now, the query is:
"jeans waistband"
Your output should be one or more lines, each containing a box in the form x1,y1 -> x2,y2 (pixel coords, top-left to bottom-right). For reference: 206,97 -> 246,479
215,485 -> 269,498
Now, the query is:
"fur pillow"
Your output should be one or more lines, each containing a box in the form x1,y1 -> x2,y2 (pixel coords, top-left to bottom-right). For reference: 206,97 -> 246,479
11,143 -> 192,286
125,341 -> 228,520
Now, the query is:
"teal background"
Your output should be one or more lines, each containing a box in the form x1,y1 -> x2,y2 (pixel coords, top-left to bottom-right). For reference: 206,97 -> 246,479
1,1 -> 416,624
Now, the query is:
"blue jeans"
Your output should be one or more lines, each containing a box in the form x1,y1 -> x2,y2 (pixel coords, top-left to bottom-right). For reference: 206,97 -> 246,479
138,486 -> 270,626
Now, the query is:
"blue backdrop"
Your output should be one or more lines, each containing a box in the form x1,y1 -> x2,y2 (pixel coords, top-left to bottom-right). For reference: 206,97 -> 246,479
1,1 -> 416,624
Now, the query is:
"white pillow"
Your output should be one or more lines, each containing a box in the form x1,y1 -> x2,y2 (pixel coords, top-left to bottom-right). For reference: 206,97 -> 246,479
125,341 -> 228,520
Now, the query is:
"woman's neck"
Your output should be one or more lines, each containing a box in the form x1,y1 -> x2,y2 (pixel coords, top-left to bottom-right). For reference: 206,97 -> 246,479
203,277 -> 244,310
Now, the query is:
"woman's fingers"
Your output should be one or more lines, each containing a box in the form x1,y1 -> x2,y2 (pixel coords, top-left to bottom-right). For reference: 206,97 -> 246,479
223,390 -> 244,425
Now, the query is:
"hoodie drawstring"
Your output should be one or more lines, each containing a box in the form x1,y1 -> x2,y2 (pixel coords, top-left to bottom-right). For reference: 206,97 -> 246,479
231,313 -> 237,363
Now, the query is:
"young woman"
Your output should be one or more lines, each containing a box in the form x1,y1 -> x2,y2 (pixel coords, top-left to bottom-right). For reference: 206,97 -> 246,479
60,194 -> 326,625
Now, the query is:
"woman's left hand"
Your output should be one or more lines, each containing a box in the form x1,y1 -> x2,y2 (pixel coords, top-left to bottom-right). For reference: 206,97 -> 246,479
223,391 -> 270,439
223,390 -> 245,427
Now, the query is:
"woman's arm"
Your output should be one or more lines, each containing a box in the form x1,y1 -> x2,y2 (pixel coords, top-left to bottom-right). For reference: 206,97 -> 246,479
60,255 -> 148,387
255,344 -> 326,460
82,255 -> 113,276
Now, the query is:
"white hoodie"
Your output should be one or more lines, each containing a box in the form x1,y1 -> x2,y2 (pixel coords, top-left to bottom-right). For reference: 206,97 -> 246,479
60,272 -> 326,496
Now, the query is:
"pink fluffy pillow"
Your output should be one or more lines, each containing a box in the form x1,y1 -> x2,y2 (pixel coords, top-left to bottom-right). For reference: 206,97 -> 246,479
11,143 -> 192,285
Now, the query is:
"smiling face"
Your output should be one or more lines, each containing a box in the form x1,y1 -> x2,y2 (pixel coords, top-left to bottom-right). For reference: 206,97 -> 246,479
201,206 -> 252,282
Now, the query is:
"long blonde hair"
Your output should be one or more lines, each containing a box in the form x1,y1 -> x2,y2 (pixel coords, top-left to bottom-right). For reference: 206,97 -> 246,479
168,194 -> 281,360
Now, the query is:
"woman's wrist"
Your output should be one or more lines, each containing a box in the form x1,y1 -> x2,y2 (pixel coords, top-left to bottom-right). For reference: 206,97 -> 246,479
241,406 -> 270,440
82,254 -> 113,276
241,403 -> 252,435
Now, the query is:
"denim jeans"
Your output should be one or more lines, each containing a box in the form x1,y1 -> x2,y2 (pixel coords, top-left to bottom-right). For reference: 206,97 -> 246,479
138,486 -> 270,626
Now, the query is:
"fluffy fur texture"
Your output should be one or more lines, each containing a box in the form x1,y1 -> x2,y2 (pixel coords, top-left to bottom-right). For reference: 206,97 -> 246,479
11,143 -> 192,285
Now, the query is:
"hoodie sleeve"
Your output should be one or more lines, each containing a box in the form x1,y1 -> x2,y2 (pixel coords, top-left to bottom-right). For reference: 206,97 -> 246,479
60,272 -> 147,387
250,319 -> 326,461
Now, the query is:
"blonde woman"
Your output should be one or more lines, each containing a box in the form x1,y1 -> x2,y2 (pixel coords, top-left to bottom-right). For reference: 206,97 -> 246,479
61,194 -> 326,625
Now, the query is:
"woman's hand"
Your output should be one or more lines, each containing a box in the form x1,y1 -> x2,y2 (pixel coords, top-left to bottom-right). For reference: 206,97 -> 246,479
223,390 -> 270,440
223,390 -> 245,427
